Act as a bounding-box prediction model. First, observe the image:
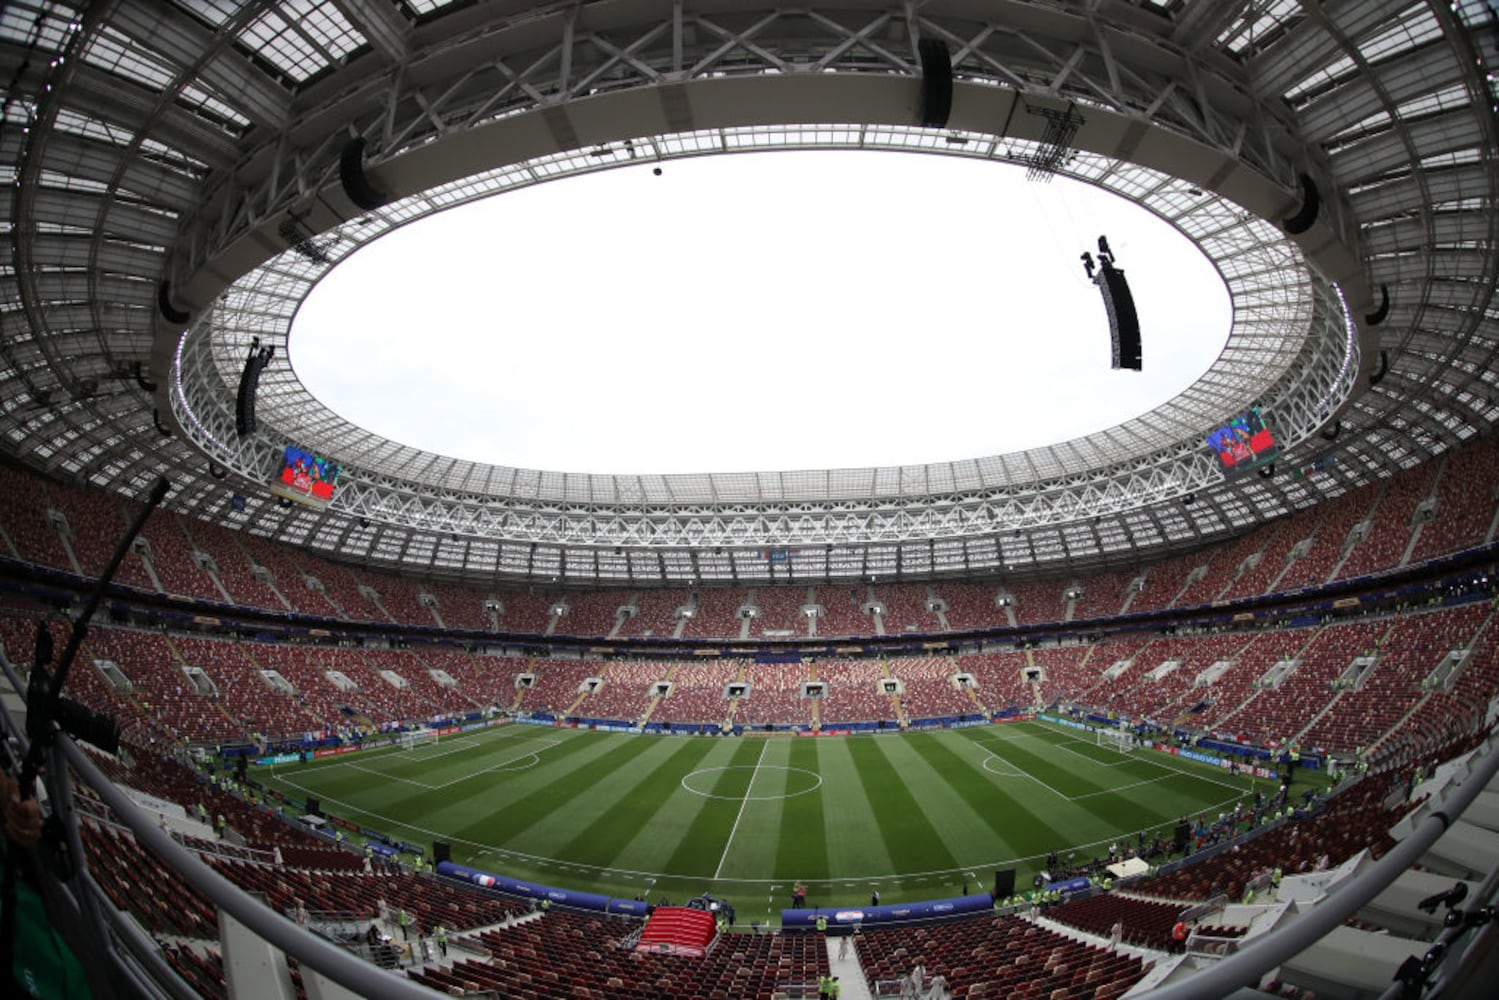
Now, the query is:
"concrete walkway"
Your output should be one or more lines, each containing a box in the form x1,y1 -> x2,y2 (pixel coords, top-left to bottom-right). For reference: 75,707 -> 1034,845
825,935 -> 876,1000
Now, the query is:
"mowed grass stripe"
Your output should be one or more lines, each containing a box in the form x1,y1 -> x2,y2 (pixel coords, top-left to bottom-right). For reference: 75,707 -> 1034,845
454,732 -> 663,846
848,737 -> 961,876
874,733 -> 1017,873
662,739 -> 768,878
717,739 -> 795,880
817,738 -> 895,880
903,732 -> 1035,864
608,740 -> 759,875
774,738 -> 829,881
543,737 -> 722,868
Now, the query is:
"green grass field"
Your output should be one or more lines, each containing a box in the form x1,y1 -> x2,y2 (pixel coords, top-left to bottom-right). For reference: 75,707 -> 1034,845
253,720 -> 1310,925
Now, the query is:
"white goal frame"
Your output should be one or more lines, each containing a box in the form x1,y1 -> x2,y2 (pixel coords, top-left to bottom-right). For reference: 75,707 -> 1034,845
399,729 -> 438,751
1096,727 -> 1133,753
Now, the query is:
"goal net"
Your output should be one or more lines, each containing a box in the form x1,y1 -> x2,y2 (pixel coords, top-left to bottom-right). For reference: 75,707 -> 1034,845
1096,727 -> 1133,753
399,729 -> 438,751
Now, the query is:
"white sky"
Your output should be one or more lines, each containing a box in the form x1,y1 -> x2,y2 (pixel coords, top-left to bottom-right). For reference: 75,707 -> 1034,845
290,151 -> 1231,476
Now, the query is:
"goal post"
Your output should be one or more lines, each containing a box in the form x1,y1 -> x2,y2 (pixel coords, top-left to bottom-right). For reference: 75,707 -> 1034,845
1096,726 -> 1133,753
399,729 -> 438,751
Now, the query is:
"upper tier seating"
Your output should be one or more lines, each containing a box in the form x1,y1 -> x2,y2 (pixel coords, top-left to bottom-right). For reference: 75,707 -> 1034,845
0,471 -> 73,568
496,590 -> 562,634
1128,551 -> 1212,614
1409,439 -> 1499,563
1070,570 -> 1133,621
184,519 -> 286,609
815,584 -> 873,637
1005,578 -> 1071,628
560,590 -> 629,638
236,535 -> 339,616
420,579 -> 494,630
750,585 -> 809,638
937,582 -> 1001,630
1335,462 -> 1442,581
4,435 -> 1499,646
137,511 -> 226,601
874,582 -> 942,634
680,588 -> 747,640
616,588 -> 690,639
1220,520 -> 1305,601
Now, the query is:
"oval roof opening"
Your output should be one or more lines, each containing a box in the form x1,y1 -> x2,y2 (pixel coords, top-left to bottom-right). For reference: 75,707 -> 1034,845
291,151 -> 1230,476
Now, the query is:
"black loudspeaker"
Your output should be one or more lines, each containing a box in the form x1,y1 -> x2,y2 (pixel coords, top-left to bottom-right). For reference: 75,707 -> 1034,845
433,841 -> 451,865
306,797 -> 321,816
1282,172 -> 1320,235
157,280 -> 190,324
1365,284 -> 1391,326
1096,265 -> 1142,371
917,38 -> 953,128
340,137 -> 389,211
1173,820 -> 1191,850
993,868 -> 1016,898
235,344 -> 273,438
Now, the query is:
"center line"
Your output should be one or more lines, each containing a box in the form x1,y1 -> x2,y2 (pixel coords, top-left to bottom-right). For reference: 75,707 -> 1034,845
713,740 -> 769,879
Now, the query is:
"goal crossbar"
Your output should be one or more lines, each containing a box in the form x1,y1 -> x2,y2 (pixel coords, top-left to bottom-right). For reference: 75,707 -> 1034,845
399,729 -> 438,750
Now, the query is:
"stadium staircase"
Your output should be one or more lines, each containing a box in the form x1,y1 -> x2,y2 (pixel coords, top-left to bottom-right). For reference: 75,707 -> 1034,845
633,906 -> 717,957
638,663 -> 677,728
1024,649 -> 1046,708
824,936 -> 875,1000
1293,691 -> 1345,744
562,690 -> 590,717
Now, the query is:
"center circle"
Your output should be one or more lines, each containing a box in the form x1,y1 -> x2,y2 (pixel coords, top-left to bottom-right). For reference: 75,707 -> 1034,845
681,765 -> 823,801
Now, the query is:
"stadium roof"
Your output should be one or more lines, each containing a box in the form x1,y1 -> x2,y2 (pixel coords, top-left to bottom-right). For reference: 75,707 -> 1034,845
2,0 -> 1496,586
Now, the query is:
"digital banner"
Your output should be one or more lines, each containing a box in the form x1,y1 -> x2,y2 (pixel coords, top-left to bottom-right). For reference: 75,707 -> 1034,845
437,862 -> 640,916
781,892 -> 992,928
1038,713 -> 1096,733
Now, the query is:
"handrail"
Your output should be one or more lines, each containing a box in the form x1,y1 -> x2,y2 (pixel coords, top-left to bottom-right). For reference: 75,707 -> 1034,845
59,733 -> 437,998
1140,733 -> 1499,999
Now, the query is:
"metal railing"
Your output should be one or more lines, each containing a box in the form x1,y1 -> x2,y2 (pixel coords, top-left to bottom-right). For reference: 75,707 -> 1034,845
1141,732 -> 1499,999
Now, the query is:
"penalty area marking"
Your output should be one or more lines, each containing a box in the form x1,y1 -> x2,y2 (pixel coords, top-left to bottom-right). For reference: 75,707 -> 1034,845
324,739 -> 561,791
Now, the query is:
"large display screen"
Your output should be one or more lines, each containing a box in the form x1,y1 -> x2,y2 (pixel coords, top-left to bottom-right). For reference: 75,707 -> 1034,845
271,446 -> 340,505
1205,408 -> 1279,476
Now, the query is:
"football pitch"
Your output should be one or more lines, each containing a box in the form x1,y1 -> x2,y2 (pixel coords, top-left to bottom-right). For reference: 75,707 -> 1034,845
253,720 -> 1290,924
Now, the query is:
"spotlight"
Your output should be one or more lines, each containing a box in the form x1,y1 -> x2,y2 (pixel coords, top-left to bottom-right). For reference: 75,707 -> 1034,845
1258,463 -> 1276,479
